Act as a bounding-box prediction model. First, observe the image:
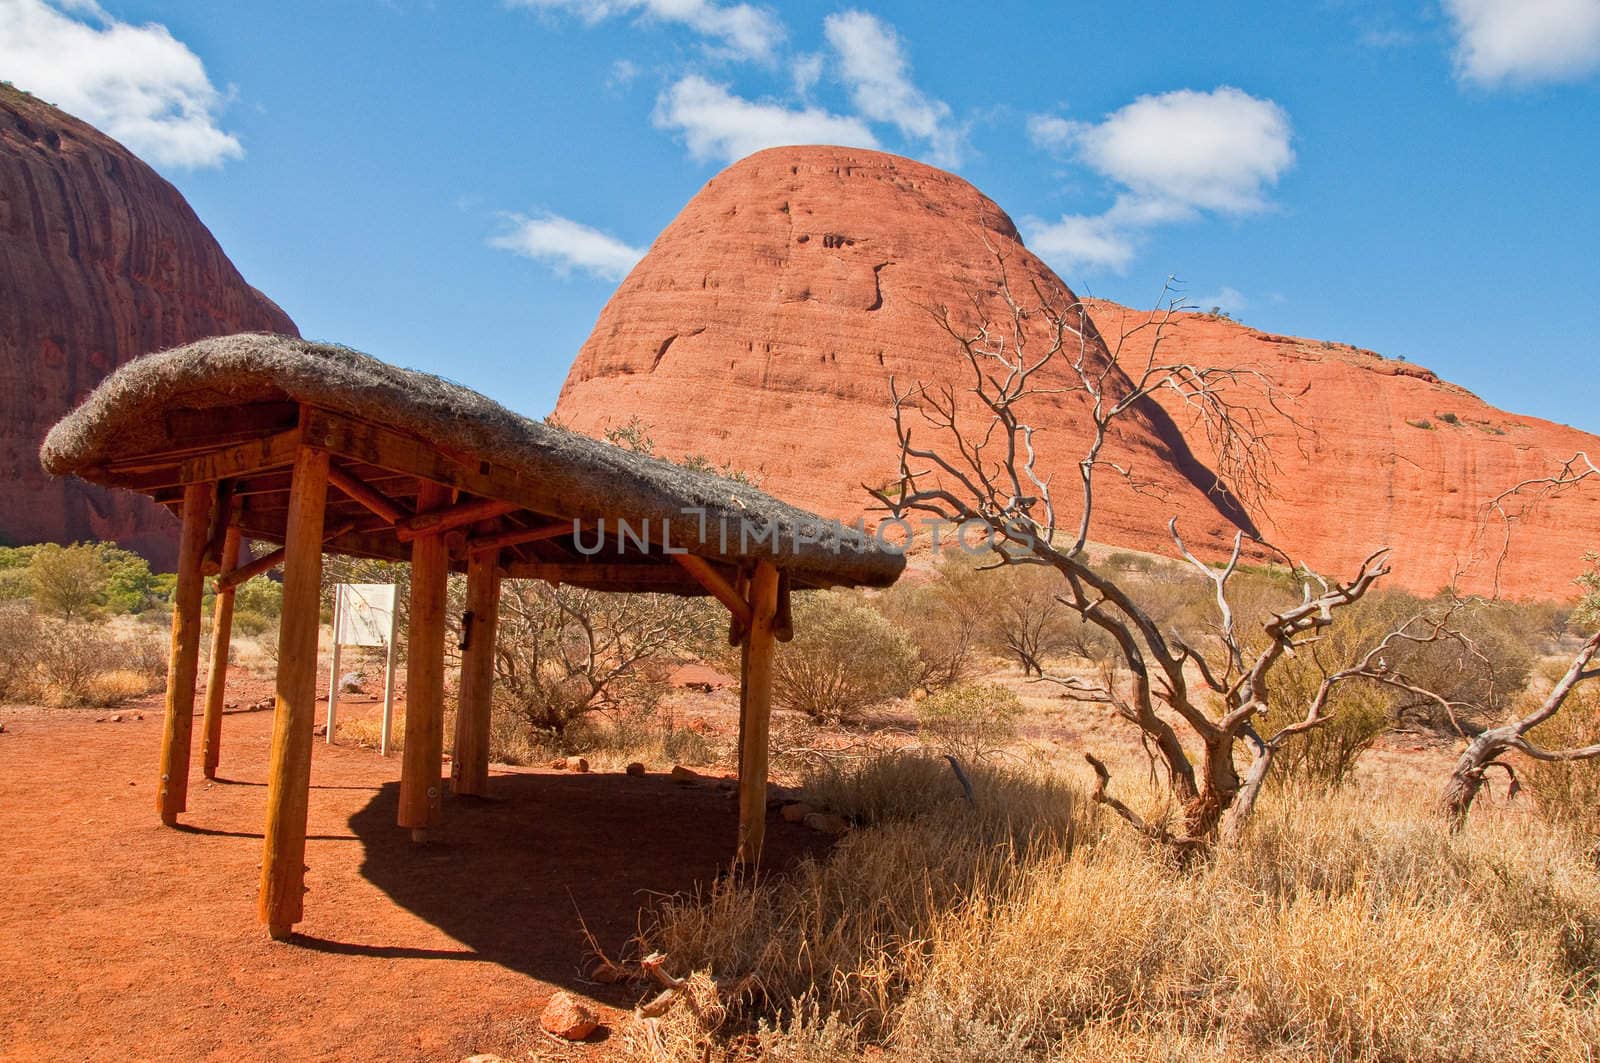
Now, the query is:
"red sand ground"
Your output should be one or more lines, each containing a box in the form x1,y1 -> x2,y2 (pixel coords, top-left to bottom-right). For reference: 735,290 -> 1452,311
0,679 -> 825,1062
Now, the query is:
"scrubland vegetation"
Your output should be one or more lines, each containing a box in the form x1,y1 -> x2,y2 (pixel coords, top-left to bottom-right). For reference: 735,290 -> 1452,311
0,541 -> 279,707
6,518 -> 1598,1063
619,753 -> 1600,1062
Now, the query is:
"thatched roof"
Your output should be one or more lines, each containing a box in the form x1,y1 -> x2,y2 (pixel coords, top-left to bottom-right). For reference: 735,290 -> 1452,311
40,334 -> 905,592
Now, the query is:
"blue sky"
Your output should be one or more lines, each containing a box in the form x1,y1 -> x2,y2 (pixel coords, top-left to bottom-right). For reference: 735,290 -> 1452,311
3,0 -> 1598,433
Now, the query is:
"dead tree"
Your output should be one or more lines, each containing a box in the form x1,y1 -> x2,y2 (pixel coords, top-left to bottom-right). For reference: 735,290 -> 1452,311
1424,453 -> 1600,829
874,252 -> 1409,847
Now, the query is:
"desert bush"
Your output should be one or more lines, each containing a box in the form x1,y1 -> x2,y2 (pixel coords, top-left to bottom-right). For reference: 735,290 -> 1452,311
872,567 -> 983,692
0,603 -> 41,700
233,574 -> 283,621
31,619 -> 166,707
231,610 -> 275,637
1523,683 -> 1600,843
495,581 -> 719,738
27,543 -> 111,619
34,620 -> 112,705
918,681 -> 1023,762
621,765 -> 1600,1063
1273,686 -> 1390,788
772,590 -> 918,723
1576,551 -> 1600,627
13,541 -> 164,619
553,705 -> 724,769
976,563 -> 1076,676
114,625 -> 169,689
0,545 -> 38,601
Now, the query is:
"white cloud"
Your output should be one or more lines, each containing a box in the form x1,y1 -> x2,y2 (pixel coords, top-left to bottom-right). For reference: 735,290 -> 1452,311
1062,87 -> 1293,214
1025,113 -> 1075,152
1444,0 -> 1600,86
0,0 -> 242,168
510,0 -> 784,62
607,58 -> 640,90
823,10 -> 961,166
1024,87 -> 1293,274
1193,286 -> 1248,314
490,213 -> 645,281
1024,212 -> 1137,273
790,52 -> 823,97
653,74 -> 878,162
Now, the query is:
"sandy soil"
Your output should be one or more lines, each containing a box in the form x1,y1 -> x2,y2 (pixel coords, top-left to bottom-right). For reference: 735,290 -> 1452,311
0,678 -> 827,1062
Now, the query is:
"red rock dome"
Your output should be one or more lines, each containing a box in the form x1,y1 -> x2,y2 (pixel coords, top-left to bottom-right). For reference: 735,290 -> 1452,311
555,145 -> 1253,559
1,83 -> 297,564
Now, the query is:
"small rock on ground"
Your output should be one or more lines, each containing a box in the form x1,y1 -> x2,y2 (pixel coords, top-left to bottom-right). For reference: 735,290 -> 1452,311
565,756 -> 590,773
625,761 -> 646,776
669,765 -> 701,784
780,802 -> 813,823
540,990 -> 599,1041
803,812 -> 850,835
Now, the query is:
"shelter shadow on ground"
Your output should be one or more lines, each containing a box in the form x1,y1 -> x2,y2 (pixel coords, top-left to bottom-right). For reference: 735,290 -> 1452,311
341,771 -> 832,988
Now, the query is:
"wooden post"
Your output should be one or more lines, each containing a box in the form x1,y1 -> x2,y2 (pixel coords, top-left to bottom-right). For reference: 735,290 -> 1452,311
736,561 -> 780,865
325,585 -> 343,744
201,526 -> 242,779
379,611 -> 398,757
452,547 -> 500,797
398,481 -> 452,841
257,446 -> 330,940
157,481 -> 216,824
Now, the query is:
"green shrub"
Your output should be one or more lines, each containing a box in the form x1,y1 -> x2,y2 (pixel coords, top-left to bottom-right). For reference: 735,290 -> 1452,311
919,681 -> 1024,762
772,590 -> 918,722
27,543 -> 111,619
1274,687 -> 1390,788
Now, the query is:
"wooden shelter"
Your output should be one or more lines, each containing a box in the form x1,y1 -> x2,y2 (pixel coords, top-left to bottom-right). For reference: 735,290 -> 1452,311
41,334 -> 904,940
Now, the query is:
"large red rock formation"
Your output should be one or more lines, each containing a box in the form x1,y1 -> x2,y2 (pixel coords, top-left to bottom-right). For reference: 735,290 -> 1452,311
555,145 -> 1599,601
1091,300 -> 1600,599
555,146 -> 1255,560
1,84 -> 296,564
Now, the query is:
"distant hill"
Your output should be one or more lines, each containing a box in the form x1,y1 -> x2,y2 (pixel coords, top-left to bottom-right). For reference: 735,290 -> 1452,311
554,145 -> 1600,600
0,83 -> 296,565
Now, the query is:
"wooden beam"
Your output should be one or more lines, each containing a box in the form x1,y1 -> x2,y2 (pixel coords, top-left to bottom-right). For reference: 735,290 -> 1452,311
500,561 -> 703,590
774,571 -> 794,643
452,546 -> 501,797
201,527 -> 242,780
736,561 -> 780,865
675,554 -> 754,630
176,428 -> 302,485
157,481 -> 216,825
466,520 -> 571,556
398,481 -> 452,841
396,497 -> 518,542
258,447 -> 330,940
200,480 -> 236,576
728,570 -> 750,647
328,463 -> 412,525
299,408 -> 565,521
213,519 -> 357,591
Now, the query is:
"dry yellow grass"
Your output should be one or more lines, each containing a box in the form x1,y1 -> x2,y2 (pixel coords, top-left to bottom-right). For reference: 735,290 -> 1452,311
620,752 -> 1600,1062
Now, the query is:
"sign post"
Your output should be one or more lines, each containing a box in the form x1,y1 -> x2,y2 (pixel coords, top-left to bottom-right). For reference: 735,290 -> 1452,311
326,583 -> 399,754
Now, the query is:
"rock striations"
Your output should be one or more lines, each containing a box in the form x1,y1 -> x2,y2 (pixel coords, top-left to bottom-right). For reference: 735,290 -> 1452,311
1,84 -> 296,563
555,145 -> 1599,600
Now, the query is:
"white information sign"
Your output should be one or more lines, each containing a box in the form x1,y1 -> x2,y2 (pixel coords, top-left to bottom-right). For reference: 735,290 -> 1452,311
326,583 -> 400,755
335,583 -> 396,647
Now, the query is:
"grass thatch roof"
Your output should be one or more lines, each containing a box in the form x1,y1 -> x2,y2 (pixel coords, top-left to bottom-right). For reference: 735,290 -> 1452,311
40,334 -> 905,591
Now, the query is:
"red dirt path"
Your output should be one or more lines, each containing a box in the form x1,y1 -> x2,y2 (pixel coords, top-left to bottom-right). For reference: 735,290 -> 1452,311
0,683 -> 825,1062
